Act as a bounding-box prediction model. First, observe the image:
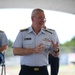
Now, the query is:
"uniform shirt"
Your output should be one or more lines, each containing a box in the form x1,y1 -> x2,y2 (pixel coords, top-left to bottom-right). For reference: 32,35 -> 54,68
46,28 -> 60,45
44,28 -> 60,58
12,26 -> 56,66
0,31 -> 8,47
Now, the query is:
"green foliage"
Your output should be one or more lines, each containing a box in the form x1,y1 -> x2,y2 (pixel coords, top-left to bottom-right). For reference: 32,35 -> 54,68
72,36 -> 75,41
8,39 -> 13,47
61,36 -> 75,46
5,40 -> 13,57
60,36 -> 75,53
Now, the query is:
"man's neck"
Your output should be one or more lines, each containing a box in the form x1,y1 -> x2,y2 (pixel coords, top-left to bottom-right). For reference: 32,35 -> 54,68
32,26 -> 41,34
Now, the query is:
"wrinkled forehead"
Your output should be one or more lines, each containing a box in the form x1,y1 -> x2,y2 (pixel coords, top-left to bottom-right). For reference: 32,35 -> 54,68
32,11 -> 45,19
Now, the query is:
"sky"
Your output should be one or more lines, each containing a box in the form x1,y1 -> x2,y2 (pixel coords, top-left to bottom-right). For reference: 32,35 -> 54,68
0,8 -> 75,44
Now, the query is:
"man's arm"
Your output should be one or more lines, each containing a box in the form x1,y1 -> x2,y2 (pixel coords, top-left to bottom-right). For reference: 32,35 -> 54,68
0,45 -> 8,52
41,25 -> 60,57
51,41 -> 60,57
13,43 -> 44,56
52,49 -> 60,57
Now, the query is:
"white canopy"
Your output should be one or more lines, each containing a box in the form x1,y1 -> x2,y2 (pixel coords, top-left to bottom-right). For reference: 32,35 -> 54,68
0,0 -> 75,14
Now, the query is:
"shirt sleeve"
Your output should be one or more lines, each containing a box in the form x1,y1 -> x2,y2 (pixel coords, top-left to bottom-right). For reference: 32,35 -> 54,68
1,32 -> 8,46
12,31 -> 23,48
52,30 -> 60,45
48,30 -> 60,53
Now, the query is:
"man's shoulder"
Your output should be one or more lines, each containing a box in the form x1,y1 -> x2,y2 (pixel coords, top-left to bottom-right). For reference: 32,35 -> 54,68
47,28 -> 55,31
44,28 -> 57,34
20,28 -> 29,32
43,28 -> 52,34
47,28 -> 56,33
0,30 -> 4,33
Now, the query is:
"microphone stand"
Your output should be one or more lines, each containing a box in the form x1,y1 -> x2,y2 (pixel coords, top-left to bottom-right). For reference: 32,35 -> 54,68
1,52 -> 6,75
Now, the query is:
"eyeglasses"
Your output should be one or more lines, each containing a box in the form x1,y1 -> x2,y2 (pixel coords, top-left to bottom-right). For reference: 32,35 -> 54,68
34,16 -> 46,21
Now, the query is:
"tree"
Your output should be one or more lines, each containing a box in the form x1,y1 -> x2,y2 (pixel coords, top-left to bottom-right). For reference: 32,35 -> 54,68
8,39 -> 13,47
61,36 -> 75,46
60,36 -> 75,53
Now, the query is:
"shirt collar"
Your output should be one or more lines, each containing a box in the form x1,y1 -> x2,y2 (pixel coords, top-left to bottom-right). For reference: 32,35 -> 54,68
28,26 -> 33,33
41,28 -> 46,34
28,26 -> 46,34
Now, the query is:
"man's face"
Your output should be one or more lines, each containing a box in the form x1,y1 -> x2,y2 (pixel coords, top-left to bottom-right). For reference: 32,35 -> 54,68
32,12 -> 46,28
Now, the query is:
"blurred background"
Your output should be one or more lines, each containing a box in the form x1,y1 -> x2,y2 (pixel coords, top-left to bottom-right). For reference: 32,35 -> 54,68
0,0 -> 75,75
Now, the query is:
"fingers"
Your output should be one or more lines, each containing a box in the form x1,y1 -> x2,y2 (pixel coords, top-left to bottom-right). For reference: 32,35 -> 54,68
51,40 -> 58,50
34,43 -> 44,53
51,40 -> 58,45
56,42 -> 58,47
37,43 -> 43,47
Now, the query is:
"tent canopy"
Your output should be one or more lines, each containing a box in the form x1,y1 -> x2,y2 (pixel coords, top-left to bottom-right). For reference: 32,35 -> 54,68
0,0 -> 75,14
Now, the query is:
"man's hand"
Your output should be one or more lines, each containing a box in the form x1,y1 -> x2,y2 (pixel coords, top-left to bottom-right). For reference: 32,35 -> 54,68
51,40 -> 59,51
34,43 -> 44,53
51,40 -> 59,57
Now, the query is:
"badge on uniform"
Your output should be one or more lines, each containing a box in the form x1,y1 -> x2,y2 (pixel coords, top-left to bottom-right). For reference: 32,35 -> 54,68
42,38 -> 51,49
24,38 -> 31,40
42,38 -> 51,44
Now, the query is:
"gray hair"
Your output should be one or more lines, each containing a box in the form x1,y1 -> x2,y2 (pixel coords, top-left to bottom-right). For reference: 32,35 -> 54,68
31,8 -> 44,17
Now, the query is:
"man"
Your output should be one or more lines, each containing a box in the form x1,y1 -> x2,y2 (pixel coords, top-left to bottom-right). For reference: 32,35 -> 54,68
48,29 -> 60,75
12,8 -> 59,75
0,30 -> 8,64
41,25 -> 60,75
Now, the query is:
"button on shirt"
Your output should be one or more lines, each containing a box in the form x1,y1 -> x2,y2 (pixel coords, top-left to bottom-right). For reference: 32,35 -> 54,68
12,26 -> 54,66
0,31 -> 8,47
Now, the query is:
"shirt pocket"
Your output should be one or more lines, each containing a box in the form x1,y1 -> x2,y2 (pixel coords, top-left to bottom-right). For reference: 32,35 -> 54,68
23,38 -> 34,48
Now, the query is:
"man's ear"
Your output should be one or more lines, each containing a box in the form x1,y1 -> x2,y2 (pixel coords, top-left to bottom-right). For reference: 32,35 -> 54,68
31,16 -> 34,22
